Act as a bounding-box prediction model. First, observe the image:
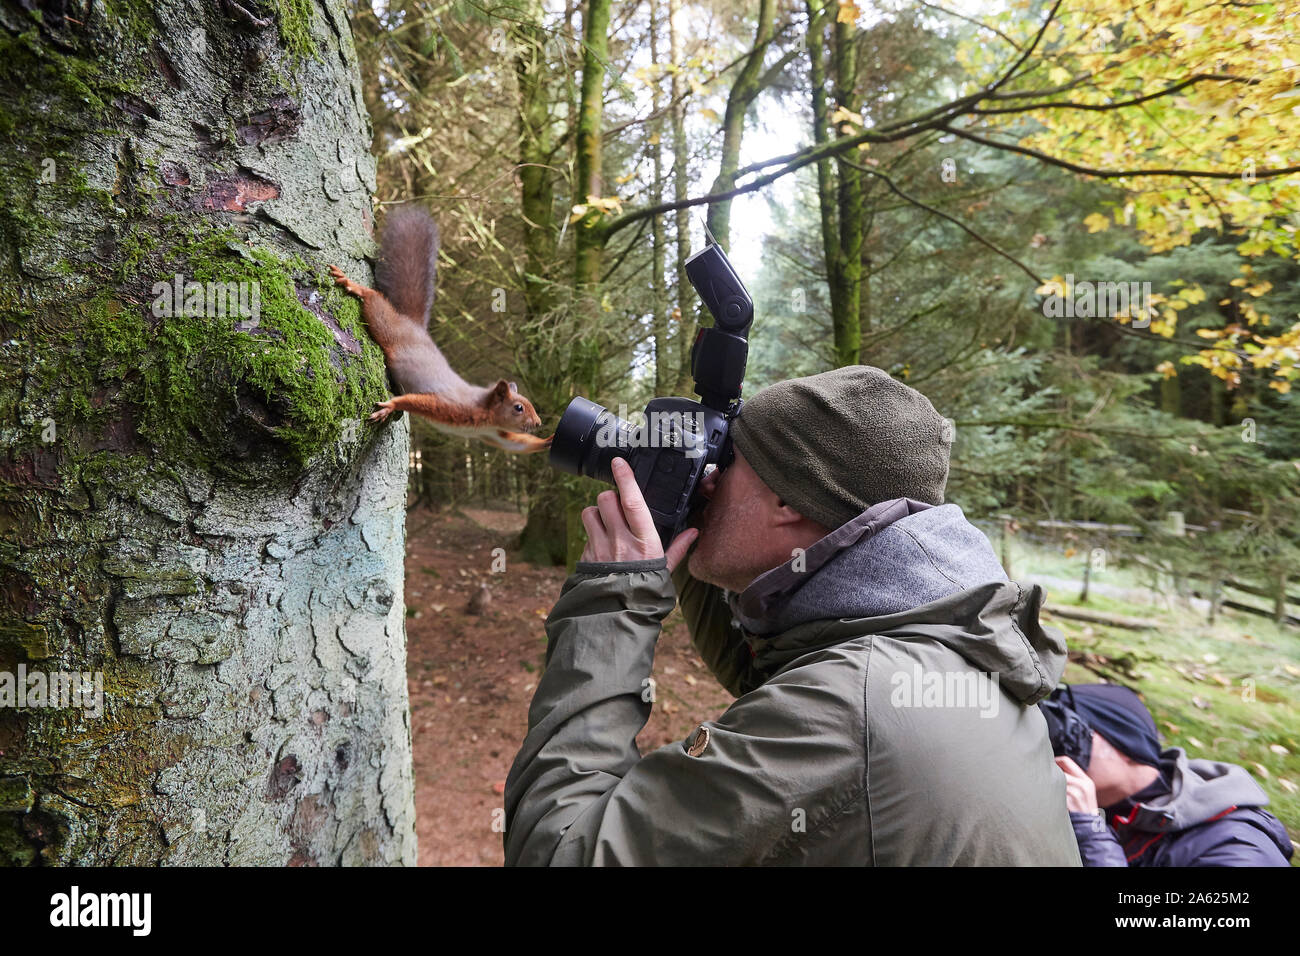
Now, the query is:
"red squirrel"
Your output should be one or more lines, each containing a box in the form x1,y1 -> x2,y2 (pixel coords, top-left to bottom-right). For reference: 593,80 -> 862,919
329,206 -> 552,454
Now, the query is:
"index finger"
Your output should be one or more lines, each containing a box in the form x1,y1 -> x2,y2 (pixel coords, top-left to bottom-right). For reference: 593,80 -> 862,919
610,457 -> 657,540
1055,756 -> 1086,778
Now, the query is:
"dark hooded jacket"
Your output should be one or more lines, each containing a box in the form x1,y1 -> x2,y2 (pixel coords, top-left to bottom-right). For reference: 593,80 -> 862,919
503,498 -> 1082,865
1072,748 -> 1293,866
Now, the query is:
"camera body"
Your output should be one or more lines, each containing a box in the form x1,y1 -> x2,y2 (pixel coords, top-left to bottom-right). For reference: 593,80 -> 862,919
1039,686 -> 1095,769
548,241 -> 754,547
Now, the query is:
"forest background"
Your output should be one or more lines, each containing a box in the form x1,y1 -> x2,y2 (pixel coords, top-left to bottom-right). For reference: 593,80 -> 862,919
3,0 -> 1295,865
356,0 -> 1300,851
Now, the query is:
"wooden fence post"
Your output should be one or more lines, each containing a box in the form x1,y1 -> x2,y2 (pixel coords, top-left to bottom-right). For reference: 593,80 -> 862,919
1000,519 -> 1012,578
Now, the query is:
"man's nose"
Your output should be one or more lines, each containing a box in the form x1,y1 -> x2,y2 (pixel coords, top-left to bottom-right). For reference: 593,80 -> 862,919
699,467 -> 719,497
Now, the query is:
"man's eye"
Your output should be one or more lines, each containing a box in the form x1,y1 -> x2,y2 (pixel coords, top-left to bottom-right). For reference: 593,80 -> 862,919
514,403 -> 523,412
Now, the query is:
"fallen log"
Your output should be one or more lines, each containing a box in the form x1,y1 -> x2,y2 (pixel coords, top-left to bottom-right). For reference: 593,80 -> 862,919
1042,604 -> 1161,630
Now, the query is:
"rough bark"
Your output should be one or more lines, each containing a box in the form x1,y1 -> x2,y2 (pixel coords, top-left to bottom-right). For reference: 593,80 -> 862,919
0,0 -> 416,865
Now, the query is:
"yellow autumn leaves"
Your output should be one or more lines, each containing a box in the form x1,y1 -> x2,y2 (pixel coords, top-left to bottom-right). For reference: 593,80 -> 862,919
569,194 -> 624,225
968,0 -> 1300,393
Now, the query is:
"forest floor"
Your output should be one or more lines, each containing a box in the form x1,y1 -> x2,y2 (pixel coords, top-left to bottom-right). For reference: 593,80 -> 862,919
404,505 -> 732,867
404,506 -> 1299,866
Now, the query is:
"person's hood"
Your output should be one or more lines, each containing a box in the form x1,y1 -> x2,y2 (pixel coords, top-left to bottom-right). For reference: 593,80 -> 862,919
728,498 -> 1067,705
1113,747 -> 1278,834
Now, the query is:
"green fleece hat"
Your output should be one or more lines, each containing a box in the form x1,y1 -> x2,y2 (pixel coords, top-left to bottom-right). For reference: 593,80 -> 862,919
729,365 -> 952,530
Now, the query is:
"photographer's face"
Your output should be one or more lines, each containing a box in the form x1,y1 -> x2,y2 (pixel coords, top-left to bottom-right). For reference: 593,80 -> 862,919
1086,731 -> 1161,808
688,450 -> 827,593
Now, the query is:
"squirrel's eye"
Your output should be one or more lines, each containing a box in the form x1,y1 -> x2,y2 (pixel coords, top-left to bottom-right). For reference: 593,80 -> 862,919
514,403 -> 523,413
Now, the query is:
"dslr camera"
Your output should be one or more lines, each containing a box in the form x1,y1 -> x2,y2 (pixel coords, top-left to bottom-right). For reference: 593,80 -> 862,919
548,240 -> 754,547
1039,685 -> 1094,769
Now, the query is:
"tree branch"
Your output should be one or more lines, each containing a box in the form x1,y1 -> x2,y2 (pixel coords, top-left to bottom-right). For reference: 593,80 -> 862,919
915,0 -> 1023,51
839,156 -> 1043,285
971,72 -> 1257,116
941,123 -> 1300,180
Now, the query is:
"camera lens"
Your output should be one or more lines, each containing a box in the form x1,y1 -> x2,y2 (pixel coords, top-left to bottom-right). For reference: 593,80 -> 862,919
549,397 -> 639,484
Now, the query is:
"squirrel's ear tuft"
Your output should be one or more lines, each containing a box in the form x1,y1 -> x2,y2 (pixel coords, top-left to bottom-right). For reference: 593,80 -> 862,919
488,379 -> 511,404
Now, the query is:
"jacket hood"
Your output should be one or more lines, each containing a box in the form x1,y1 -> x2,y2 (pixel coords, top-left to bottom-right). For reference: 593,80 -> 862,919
729,498 -> 1067,704
1117,747 -> 1278,834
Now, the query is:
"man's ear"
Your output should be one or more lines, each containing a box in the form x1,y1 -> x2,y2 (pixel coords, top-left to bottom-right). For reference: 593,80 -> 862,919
487,379 -> 511,404
771,498 -> 805,528
773,498 -> 829,540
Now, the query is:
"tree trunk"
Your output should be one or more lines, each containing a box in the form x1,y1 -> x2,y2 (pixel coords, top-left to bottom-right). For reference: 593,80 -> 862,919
0,0 -> 416,865
670,0 -> 694,395
807,1 -> 864,368
573,0 -> 611,302
703,0 -> 776,251
512,1 -> 559,335
563,0 -> 612,568
1160,367 -> 1180,415
517,477 -> 571,566
511,0 -> 569,566
807,0 -> 839,358
650,0 -> 669,394
830,14 -> 863,367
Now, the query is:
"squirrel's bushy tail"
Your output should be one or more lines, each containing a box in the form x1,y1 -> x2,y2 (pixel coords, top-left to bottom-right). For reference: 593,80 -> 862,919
376,205 -> 439,327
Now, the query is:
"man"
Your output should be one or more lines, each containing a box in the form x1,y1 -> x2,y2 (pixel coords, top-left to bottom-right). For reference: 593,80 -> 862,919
1048,683 -> 1293,866
503,366 -> 1081,865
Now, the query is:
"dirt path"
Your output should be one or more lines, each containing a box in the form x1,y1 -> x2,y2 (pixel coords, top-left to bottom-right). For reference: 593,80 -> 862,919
404,506 -> 734,866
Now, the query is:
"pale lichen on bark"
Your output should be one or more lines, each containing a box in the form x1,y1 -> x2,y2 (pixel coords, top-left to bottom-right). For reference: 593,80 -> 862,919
0,0 -> 416,865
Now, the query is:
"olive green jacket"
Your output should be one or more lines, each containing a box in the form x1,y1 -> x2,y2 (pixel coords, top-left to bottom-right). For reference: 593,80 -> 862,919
504,504 -> 1081,866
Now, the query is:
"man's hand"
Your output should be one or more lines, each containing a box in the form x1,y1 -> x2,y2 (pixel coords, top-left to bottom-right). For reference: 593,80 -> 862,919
1056,755 -> 1100,814
580,457 -> 698,571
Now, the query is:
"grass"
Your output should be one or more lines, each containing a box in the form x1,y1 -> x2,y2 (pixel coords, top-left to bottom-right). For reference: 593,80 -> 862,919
1006,533 -> 1300,857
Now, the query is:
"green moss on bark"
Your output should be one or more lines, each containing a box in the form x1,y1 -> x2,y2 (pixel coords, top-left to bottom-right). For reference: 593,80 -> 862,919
21,237 -> 387,480
0,30 -> 117,257
275,0 -> 321,62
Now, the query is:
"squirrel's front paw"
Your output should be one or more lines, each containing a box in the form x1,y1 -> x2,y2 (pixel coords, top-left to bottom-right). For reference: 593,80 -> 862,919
369,399 -> 397,423
328,265 -> 360,295
519,433 -> 554,454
